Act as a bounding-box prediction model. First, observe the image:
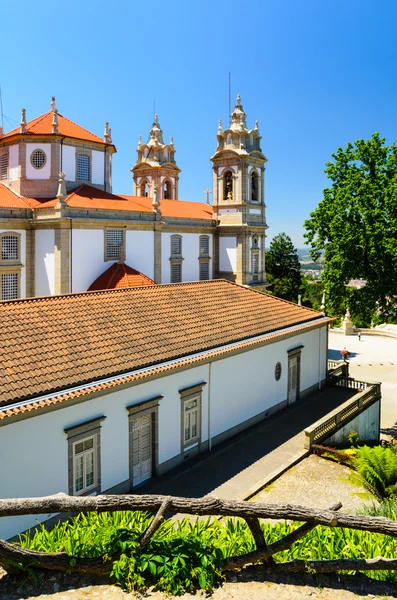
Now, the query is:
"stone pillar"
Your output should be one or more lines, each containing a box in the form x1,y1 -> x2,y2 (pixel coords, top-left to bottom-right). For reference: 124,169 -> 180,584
342,308 -> 355,335
153,225 -> 163,284
54,224 -> 70,295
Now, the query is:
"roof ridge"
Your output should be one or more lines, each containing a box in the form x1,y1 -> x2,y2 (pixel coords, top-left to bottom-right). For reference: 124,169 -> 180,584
228,280 -> 321,315
0,279 -> 223,305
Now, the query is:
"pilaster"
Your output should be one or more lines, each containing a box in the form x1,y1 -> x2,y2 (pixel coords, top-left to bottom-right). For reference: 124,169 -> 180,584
153,224 -> 163,284
54,224 -> 70,295
25,228 -> 35,298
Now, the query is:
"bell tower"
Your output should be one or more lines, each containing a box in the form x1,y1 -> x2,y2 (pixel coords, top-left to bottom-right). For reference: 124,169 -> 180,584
131,115 -> 181,200
211,95 -> 268,286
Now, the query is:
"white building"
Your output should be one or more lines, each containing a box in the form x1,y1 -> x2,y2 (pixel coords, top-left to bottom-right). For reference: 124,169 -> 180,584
0,280 -> 330,539
0,95 -> 267,300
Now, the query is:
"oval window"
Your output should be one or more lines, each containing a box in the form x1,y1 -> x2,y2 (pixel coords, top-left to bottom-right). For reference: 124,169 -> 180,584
31,149 -> 46,169
275,362 -> 282,381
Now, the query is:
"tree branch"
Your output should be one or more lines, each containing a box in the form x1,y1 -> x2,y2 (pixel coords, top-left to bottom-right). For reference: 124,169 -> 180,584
138,496 -> 172,550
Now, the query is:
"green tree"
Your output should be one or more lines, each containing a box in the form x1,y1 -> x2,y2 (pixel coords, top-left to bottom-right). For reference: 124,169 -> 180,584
266,233 -> 301,302
304,133 -> 397,326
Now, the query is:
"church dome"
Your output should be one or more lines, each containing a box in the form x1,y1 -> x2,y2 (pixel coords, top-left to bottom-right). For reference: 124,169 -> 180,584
88,262 -> 155,291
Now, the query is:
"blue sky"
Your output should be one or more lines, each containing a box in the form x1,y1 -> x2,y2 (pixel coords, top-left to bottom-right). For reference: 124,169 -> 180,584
1,0 -> 396,246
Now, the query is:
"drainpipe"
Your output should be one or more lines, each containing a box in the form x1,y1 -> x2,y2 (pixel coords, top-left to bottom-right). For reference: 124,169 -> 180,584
318,327 -> 322,390
208,361 -> 212,451
68,218 -> 73,293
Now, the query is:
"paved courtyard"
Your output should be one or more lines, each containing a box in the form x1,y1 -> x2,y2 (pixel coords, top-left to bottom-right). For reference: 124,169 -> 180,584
329,330 -> 397,436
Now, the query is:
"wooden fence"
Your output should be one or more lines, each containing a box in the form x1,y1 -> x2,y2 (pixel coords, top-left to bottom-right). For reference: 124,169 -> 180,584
0,493 -> 396,577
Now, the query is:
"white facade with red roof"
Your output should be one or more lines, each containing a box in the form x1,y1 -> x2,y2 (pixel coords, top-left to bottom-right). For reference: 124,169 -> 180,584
0,95 -> 267,300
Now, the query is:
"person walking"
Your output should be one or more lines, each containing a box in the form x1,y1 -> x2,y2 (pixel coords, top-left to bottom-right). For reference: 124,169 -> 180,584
357,330 -> 361,341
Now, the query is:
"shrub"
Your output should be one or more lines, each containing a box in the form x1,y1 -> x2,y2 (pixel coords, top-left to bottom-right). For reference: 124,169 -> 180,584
353,445 -> 397,500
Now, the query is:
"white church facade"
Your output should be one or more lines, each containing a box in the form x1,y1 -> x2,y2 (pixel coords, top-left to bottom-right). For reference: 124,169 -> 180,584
0,95 -> 267,300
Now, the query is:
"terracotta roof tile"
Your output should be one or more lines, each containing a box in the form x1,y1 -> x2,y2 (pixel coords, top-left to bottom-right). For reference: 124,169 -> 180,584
0,281 -> 328,417
0,183 -> 33,208
1,111 -> 112,146
88,263 -> 155,291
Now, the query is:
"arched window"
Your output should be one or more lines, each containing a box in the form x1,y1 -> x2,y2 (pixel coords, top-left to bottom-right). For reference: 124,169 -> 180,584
227,134 -> 232,145
223,170 -> 233,200
77,154 -> 90,181
140,179 -> 149,197
163,180 -> 172,199
0,153 -> 8,180
251,171 -> 258,202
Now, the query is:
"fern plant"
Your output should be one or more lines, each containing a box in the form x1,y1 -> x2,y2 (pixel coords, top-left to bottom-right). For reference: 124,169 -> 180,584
353,445 -> 397,500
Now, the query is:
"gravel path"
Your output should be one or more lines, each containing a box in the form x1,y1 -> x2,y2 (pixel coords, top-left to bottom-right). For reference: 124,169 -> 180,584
250,454 -> 369,512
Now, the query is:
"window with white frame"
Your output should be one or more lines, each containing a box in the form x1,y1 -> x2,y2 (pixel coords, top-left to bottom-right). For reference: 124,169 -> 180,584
179,383 -> 205,451
199,261 -> 209,281
65,416 -> 105,496
1,234 -> 19,261
105,229 -> 125,261
1,273 -> 18,300
77,154 -> 90,181
0,153 -> 8,180
73,436 -> 96,494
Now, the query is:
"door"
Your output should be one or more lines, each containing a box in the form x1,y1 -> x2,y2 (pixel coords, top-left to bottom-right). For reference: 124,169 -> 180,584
288,355 -> 298,404
132,414 -> 152,486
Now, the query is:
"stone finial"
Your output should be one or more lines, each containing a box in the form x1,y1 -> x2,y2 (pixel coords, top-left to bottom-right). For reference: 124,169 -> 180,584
137,135 -> 142,148
320,291 -> 326,314
152,184 -> 160,212
56,172 -> 67,207
154,114 -> 159,125
235,94 -> 241,107
20,108 -> 27,133
204,188 -> 212,205
255,120 -> 259,129
218,119 -> 223,134
52,109 -> 59,134
342,306 -> 354,335
298,294 -> 302,306
170,136 -> 174,145
108,127 -> 112,144
104,121 -> 111,143
51,96 -> 56,111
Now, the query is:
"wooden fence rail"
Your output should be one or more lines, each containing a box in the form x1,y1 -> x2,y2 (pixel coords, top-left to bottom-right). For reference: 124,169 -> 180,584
0,493 -> 396,577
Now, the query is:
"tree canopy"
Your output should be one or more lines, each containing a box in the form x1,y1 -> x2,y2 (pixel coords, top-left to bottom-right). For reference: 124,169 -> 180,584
266,233 -> 301,302
304,133 -> 397,325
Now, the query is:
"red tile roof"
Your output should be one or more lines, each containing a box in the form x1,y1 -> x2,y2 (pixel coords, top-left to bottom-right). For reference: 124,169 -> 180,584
0,183 -> 32,208
0,280 -> 328,418
1,111 -> 112,146
88,263 -> 155,291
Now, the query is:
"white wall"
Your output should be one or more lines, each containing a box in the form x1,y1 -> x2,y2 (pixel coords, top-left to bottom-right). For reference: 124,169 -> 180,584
0,229 -> 26,297
35,230 -> 55,296
125,230 -> 154,280
26,144 -> 51,180
219,237 -> 236,272
0,324 -> 327,539
62,145 -> 76,182
8,145 -> 19,181
72,229 -> 155,292
161,232 -> 213,283
92,150 -> 104,185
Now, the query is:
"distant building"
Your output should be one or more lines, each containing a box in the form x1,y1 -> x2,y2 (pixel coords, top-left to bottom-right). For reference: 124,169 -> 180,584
0,95 -> 268,298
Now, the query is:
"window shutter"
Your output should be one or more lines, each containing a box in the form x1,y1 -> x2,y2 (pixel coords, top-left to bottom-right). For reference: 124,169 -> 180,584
171,236 -> 181,256
171,263 -> 182,283
199,262 -> 209,280
251,252 -> 259,274
0,154 -> 8,180
199,236 -> 209,256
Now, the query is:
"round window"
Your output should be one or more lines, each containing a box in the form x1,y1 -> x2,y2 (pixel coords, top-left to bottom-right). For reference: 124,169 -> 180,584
275,362 -> 282,381
31,149 -> 46,169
